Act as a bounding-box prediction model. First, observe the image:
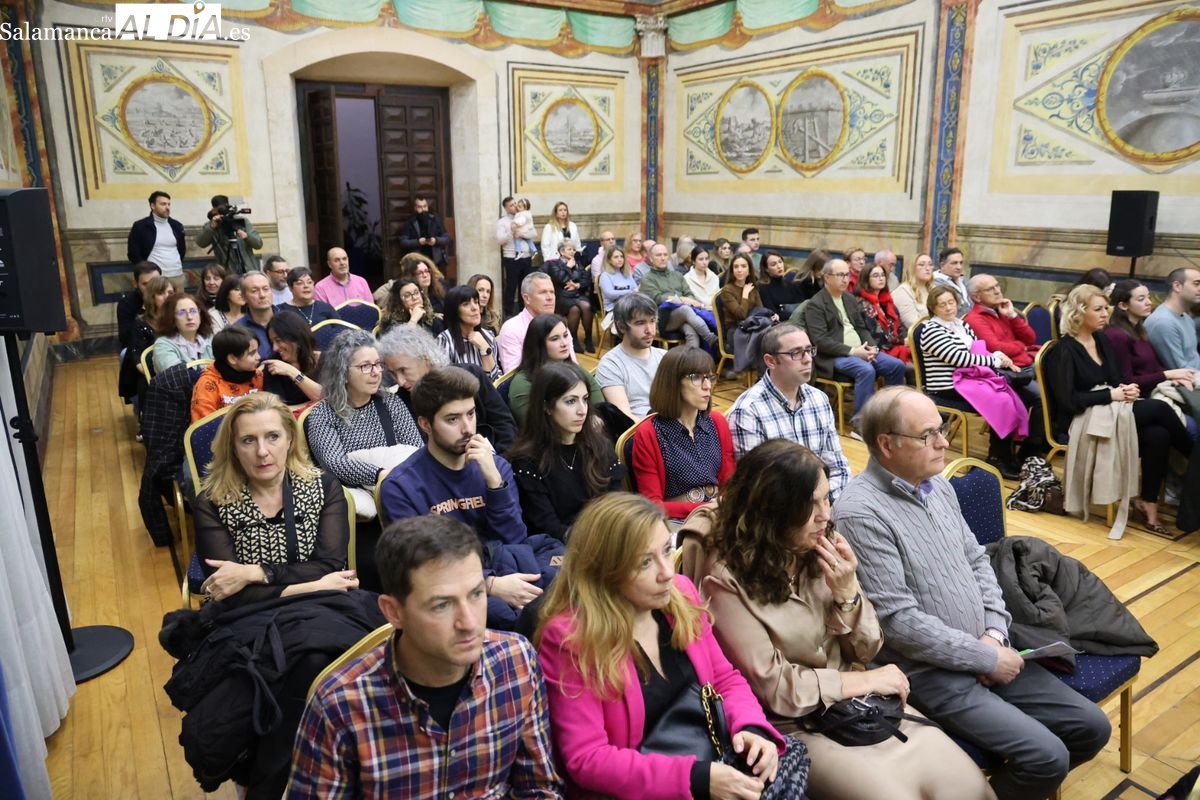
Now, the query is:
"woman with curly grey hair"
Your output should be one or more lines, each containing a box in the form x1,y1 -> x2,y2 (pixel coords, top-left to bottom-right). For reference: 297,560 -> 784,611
303,328 -> 423,491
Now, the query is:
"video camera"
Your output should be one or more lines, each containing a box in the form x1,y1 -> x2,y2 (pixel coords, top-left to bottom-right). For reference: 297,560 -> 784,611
214,202 -> 252,239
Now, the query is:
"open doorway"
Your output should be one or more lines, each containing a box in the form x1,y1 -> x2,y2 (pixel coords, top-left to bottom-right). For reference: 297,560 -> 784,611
296,82 -> 455,287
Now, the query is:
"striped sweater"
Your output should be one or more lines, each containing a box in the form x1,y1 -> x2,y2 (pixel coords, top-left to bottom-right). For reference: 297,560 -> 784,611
919,318 -> 998,393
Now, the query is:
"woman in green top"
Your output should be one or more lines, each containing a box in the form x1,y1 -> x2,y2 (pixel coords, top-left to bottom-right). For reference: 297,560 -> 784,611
508,313 -> 603,426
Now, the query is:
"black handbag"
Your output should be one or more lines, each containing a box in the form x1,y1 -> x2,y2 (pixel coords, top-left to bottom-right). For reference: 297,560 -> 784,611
998,365 -> 1035,387
801,693 -> 935,747
639,682 -> 750,774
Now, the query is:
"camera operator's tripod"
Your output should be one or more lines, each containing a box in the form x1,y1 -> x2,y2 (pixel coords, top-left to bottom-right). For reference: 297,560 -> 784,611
224,232 -> 252,275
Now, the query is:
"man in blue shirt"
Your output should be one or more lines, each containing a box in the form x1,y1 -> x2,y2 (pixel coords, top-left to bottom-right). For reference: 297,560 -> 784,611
380,366 -> 562,628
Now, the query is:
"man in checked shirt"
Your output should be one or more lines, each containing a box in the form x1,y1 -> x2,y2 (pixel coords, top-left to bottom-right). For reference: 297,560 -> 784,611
287,515 -> 563,799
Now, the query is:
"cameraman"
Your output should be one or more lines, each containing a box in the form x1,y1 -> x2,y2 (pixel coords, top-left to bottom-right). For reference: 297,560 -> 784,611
195,194 -> 263,275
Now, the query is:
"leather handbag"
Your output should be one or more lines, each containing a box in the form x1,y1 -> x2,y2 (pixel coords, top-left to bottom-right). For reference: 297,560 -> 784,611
639,682 -> 749,774
801,693 -> 934,747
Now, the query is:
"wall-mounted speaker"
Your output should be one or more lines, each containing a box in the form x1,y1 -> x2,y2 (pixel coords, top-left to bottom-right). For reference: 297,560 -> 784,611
0,187 -> 66,334
1105,190 -> 1158,259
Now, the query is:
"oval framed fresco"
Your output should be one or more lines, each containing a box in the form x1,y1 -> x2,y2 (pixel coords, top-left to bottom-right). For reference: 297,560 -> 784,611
540,97 -> 601,171
118,75 -> 213,166
1096,7 -> 1200,167
715,80 -> 775,174
777,69 -> 849,173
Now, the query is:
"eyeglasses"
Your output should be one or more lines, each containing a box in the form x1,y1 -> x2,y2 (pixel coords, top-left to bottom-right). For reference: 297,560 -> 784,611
830,272 -> 851,280
683,373 -> 717,386
888,421 -> 953,447
400,291 -> 422,300
175,308 -> 200,317
353,362 -> 384,375
978,284 -> 1003,293
773,345 -> 816,361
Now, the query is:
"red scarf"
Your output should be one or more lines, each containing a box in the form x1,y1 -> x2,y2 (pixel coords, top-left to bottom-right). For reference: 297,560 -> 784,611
858,288 -> 901,339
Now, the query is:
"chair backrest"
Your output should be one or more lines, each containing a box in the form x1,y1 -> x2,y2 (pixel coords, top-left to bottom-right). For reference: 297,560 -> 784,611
494,368 -> 517,404
1023,302 -> 1052,345
710,295 -> 734,361
1046,297 -> 1062,341
306,623 -> 393,701
1032,339 -> 1068,454
343,487 -> 357,571
296,403 -> 321,464
906,319 -> 932,391
942,457 -> 1007,545
335,301 -> 382,332
788,298 -> 810,329
139,345 -> 156,382
184,405 -> 234,490
311,319 -> 360,351
614,413 -> 653,493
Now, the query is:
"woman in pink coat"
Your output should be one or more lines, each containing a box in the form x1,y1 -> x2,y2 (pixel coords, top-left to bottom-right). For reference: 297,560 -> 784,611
535,493 -> 809,800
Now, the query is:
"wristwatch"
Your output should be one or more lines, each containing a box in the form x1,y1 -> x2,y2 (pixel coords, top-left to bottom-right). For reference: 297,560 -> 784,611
983,627 -> 1010,648
293,372 -> 306,384
835,593 -> 861,613
481,347 -> 493,357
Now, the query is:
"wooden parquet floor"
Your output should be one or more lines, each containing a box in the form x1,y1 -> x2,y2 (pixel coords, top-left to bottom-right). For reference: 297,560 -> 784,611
43,356 -> 1200,799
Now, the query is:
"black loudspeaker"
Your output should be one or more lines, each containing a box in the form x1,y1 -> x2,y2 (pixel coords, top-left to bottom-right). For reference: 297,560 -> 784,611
0,187 -> 66,333
1105,190 -> 1158,258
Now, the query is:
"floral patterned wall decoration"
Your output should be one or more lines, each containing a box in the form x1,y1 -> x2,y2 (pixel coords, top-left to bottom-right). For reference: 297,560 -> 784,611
63,39 -> 248,199
674,29 -> 918,192
998,2 -> 1200,182
511,66 -> 625,192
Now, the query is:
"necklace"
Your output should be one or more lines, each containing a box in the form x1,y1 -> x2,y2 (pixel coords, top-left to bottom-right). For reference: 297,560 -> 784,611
559,447 -> 578,471
295,303 -> 314,323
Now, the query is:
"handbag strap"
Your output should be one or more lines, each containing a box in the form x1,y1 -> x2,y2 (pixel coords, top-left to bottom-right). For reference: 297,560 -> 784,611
282,475 -> 299,564
372,393 -> 398,447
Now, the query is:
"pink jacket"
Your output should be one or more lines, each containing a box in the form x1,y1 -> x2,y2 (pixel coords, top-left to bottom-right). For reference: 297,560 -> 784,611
537,575 -> 784,800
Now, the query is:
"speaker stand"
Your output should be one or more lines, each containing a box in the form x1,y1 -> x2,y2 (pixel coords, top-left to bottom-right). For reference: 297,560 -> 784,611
1128,256 -> 1138,279
4,334 -> 133,683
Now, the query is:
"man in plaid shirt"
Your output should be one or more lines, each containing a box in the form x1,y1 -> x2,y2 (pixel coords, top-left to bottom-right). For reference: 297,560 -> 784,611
287,516 -> 563,799
727,323 -> 852,501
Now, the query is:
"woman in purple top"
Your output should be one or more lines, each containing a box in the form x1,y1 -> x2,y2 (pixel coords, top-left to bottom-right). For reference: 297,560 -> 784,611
1106,280 -> 1197,404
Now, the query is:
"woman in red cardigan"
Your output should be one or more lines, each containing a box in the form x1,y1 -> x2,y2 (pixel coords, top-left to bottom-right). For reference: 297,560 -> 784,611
535,492 -> 809,800
856,263 -> 911,363
631,346 -> 735,520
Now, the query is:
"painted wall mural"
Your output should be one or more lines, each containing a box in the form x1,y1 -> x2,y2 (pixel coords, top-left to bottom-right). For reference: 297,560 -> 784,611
668,0 -> 918,49
63,39 -> 248,198
511,67 -> 624,192
993,1 -> 1200,188
675,30 -> 918,191
59,0 -> 636,57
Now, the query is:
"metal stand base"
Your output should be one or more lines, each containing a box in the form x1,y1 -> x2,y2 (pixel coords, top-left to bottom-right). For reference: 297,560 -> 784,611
68,625 -> 135,683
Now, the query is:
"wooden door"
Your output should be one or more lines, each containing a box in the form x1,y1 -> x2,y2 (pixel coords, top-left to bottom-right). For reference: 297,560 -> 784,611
377,87 -> 455,282
302,87 -> 342,276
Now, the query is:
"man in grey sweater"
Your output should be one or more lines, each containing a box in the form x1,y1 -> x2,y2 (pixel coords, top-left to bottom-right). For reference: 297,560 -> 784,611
833,386 -> 1110,800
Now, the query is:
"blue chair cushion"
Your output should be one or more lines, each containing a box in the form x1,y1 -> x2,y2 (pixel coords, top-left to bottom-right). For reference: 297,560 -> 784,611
1058,653 -> 1140,703
187,553 -> 205,596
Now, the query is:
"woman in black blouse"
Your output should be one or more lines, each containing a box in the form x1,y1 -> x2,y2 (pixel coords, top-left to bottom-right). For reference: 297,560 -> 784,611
548,240 -> 595,353
757,250 -> 804,318
1047,285 -> 1191,533
508,362 -> 623,540
262,310 -> 323,405
194,392 -> 357,607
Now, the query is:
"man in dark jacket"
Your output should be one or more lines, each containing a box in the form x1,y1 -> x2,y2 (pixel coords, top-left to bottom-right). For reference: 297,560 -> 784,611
127,190 -> 186,291
117,260 -> 162,352
399,195 -> 450,268
803,257 -> 905,434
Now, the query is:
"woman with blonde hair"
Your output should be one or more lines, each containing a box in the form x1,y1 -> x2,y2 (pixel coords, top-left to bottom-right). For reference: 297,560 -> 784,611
686,440 -> 990,800
195,392 -> 357,607
711,237 -> 734,275
541,200 -> 581,263
1048,284 -> 1191,533
398,252 -> 447,315
792,249 -> 828,303
892,253 -> 935,329
598,244 -> 637,315
535,492 -> 809,800
624,230 -> 647,270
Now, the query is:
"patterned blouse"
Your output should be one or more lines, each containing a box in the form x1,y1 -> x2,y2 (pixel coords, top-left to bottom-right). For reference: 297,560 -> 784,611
654,413 -> 722,501
193,471 -> 350,607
